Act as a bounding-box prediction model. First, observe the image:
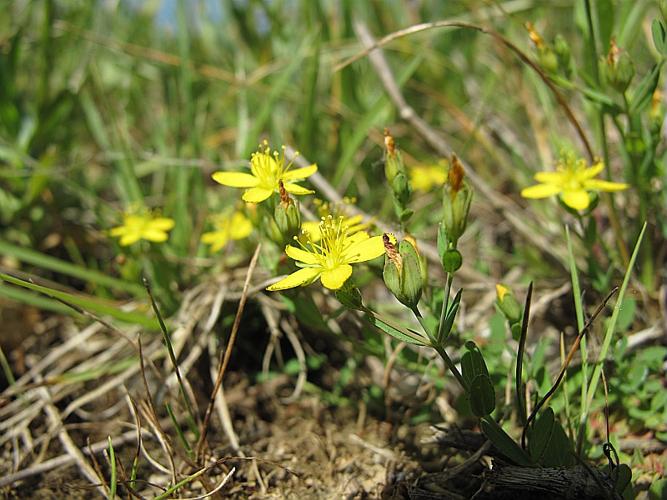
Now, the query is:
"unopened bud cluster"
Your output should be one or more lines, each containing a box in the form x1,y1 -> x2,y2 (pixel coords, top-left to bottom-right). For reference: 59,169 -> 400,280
526,23 -> 571,77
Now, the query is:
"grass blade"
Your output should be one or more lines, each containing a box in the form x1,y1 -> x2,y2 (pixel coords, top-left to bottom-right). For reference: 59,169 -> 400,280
0,239 -> 145,297
0,273 -> 158,329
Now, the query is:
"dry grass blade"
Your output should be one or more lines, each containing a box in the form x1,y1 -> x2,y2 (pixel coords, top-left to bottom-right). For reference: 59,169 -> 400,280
196,244 -> 262,459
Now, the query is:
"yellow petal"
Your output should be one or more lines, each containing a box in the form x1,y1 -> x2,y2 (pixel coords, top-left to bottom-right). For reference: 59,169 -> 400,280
285,245 -> 320,265
496,284 -> 509,301
345,235 -> 385,263
346,231 -> 370,246
345,214 -> 364,226
267,267 -> 321,291
283,182 -> 314,196
149,218 -> 175,231
110,226 -> 127,237
521,183 -> 562,199
229,215 -> 253,240
120,232 -> 141,246
212,171 -> 260,188
320,264 -> 353,290
282,163 -> 318,181
301,221 -> 322,241
534,171 -> 565,184
583,179 -> 628,192
242,187 -> 273,203
142,228 -> 170,243
202,230 -> 229,252
560,190 -> 590,210
579,161 -> 605,179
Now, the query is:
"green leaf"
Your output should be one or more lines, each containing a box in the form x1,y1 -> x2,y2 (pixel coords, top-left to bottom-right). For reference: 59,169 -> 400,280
527,408 -> 574,467
438,288 -> 462,343
652,19 -> 667,55
469,374 -> 495,417
365,311 -> 428,346
614,298 -> 636,332
648,478 -> 667,500
461,341 -> 489,387
580,86 -> 622,114
630,63 -> 663,114
480,416 -> 532,466
0,273 -> 158,329
437,223 -> 449,262
528,407 -> 554,462
614,464 -> 632,495
595,0 -> 614,51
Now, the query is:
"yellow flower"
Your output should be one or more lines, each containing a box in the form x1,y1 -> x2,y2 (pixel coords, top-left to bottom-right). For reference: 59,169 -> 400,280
521,155 -> 628,211
495,284 -> 510,302
408,161 -> 448,192
201,211 -> 252,253
267,215 -> 384,291
110,211 -> 175,246
212,142 -> 317,203
300,199 -> 369,243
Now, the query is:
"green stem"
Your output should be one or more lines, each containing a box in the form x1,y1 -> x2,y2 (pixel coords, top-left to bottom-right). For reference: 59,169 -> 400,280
411,306 -> 467,391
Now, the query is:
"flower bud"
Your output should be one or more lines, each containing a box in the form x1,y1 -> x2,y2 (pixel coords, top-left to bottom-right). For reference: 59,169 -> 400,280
391,172 -> 411,206
382,234 -> 425,309
650,90 -> 664,135
525,22 -> 557,73
442,155 -> 472,247
442,248 -> 462,273
383,128 -> 402,184
553,34 -> 572,76
495,284 -> 522,325
273,181 -> 301,242
602,39 -> 634,92
538,46 -> 558,74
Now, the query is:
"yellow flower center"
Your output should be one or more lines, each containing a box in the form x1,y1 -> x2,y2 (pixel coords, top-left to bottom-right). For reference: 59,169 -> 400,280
296,215 -> 351,271
250,144 -> 299,190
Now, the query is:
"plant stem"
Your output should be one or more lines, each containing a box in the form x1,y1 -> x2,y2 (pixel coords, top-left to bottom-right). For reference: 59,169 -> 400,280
432,342 -> 468,392
411,305 -> 467,391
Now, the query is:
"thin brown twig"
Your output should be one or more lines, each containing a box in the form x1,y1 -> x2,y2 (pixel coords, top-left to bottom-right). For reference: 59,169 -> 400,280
196,244 -> 262,461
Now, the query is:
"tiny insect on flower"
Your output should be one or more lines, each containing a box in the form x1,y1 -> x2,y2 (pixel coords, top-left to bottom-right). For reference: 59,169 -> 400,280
521,154 -> 628,211
267,215 -> 384,291
110,211 -> 175,246
212,141 -> 317,203
201,211 -> 252,253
